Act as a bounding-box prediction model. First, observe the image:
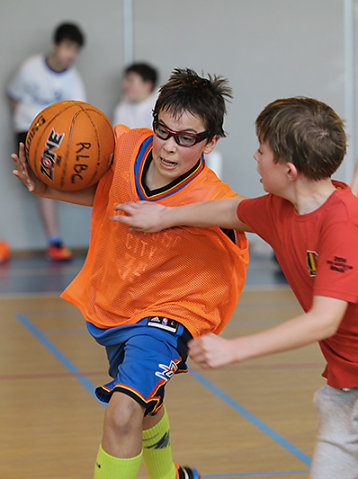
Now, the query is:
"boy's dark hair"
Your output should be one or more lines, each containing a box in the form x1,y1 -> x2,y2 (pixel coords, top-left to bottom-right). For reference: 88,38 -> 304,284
125,63 -> 158,90
153,68 -> 232,140
54,22 -> 85,47
256,97 -> 346,180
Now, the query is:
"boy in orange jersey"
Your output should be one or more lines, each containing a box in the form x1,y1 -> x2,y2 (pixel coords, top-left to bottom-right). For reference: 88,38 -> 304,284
114,97 -> 358,479
11,68 -> 249,479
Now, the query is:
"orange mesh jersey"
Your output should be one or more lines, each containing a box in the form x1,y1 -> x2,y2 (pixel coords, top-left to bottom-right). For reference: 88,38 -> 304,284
61,125 -> 249,338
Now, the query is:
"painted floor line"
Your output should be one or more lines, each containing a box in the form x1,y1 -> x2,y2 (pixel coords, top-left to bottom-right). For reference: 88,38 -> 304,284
190,370 -> 311,467
16,313 -> 103,406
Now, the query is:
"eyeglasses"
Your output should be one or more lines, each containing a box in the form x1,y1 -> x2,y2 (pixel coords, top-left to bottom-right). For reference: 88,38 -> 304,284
152,118 -> 209,147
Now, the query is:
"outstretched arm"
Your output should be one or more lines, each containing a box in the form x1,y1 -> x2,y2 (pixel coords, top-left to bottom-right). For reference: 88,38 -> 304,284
12,142 -> 96,206
189,295 -> 347,368
111,195 -> 253,233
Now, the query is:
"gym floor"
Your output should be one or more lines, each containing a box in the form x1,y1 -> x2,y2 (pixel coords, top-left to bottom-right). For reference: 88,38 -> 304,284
0,250 -> 323,478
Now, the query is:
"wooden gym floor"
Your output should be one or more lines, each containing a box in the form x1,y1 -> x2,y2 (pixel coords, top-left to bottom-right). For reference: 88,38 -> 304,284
0,252 -> 324,478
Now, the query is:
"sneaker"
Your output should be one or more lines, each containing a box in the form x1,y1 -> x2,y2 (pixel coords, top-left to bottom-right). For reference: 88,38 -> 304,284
47,242 -> 73,261
175,465 -> 201,479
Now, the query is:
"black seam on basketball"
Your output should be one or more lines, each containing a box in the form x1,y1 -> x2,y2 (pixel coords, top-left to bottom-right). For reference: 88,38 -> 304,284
75,103 -> 103,185
63,110 -> 82,188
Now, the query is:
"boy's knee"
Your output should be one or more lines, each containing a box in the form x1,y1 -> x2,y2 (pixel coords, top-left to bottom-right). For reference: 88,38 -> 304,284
104,392 -> 144,437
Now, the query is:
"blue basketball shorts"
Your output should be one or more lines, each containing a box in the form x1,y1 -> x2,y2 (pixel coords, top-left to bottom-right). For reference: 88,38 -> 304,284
87,317 -> 192,415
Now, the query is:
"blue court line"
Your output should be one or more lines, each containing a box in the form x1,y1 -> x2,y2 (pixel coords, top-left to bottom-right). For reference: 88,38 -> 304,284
16,313 -> 102,405
190,370 -> 311,467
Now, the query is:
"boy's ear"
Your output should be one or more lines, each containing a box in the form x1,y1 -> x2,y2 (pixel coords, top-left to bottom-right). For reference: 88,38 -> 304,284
203,135 -> 219,155
286,162 -> 298,181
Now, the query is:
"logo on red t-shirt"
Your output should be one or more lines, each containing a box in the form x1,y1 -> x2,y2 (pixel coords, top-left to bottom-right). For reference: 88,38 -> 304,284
326,256 -> 353,273
306,251 -> 318,277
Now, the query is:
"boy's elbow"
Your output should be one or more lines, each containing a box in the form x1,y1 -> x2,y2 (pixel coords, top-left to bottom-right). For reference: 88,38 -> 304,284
323,319 -> 340,338
310,297 -> 348,340
318,313 -> 343,340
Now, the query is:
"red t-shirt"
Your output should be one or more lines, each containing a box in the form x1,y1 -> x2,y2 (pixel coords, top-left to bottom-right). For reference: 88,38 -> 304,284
237,181 -> 358,388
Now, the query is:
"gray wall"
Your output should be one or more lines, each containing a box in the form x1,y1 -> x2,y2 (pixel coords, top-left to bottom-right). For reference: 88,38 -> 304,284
0,0 -> 351,251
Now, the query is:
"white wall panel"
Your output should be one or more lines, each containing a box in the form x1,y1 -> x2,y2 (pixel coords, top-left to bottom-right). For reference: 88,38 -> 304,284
0,0 -> 348,249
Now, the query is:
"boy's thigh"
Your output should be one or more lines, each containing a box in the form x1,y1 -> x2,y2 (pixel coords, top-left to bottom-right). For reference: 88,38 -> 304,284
97,326 -> 189,415
311,385 -> 358,478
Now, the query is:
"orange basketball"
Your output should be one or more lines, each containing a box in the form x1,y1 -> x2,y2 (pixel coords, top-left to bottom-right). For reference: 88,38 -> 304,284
25,101 -> 115,191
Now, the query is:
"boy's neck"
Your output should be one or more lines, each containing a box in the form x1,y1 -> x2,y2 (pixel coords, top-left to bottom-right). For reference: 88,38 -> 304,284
46,53 -> 66,73
145,160 -> 170,190
289,177 -> 337,214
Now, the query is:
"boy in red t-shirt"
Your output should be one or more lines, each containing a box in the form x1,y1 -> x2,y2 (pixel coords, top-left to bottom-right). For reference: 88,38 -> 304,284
114,97 -> 358,478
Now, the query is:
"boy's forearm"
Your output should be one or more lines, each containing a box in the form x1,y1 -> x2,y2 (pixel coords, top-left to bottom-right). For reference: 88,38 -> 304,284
232,314 -> 329,362
190,296 -> 347,369
113,194 -> 251,232
231,299 -> 347,363
164,195 -> 248,230
39,184 -> 96,206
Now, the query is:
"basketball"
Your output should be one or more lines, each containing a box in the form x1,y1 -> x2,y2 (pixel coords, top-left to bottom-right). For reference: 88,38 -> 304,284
25,101 -> 115,191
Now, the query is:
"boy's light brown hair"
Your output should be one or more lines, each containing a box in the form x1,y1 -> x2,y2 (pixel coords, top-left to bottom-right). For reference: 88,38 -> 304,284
256,97 -> 346,180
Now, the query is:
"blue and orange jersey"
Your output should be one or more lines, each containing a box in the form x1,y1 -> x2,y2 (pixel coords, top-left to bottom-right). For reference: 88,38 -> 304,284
61,125 -> 249,338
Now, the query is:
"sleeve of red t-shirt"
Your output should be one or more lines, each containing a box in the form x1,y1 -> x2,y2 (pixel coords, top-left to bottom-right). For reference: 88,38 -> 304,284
314,220 -> 358,303
237,194 -> 282,248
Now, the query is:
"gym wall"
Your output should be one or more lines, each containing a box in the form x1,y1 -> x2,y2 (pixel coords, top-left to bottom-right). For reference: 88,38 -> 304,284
0,0 -> 351,250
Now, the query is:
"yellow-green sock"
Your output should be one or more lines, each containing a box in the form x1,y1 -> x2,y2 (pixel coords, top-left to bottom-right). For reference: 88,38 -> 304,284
94,444 -> 142,478
142,408 -> 177,479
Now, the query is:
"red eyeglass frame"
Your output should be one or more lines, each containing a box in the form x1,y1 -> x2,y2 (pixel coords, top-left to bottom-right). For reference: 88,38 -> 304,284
152,117 -> 209,147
